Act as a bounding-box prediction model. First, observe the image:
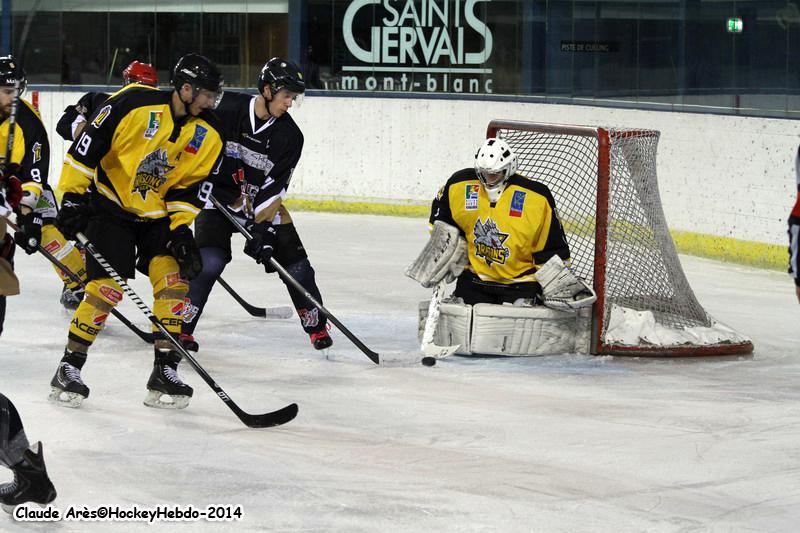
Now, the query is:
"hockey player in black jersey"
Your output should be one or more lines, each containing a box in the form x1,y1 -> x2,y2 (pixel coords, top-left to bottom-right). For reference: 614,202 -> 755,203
0,393 -> 56,511
182,57 -> 333,351
56,60 -> 158,143
53,60 -> 158,309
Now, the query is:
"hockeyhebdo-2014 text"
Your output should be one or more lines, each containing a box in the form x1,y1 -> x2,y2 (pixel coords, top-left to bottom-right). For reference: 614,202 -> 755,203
13,503 -> 244,523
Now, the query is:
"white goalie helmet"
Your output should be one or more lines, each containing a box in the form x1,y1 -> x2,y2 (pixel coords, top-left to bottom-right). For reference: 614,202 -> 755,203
474,138 -> 518,194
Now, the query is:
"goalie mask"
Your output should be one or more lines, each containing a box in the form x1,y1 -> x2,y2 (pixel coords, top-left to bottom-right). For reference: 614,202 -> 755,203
474,138 -> 517,201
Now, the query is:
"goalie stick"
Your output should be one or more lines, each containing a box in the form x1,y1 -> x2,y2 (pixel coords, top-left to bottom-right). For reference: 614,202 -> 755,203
76,231 -> 298,429
6,220 -> 155,343
217,276 -> 293,319
420,279 -> 460,362
209,194 -> 380,364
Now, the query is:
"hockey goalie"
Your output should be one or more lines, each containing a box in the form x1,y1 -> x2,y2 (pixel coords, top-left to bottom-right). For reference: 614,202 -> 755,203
406,138 -> 596,356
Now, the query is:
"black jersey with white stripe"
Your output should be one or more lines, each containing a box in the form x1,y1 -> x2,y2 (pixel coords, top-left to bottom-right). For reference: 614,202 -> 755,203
56,91 -> 110,141
210,91 -> 303,220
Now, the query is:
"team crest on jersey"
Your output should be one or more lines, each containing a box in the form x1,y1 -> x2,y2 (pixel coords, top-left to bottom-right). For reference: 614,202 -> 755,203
184,124 -> 207,154
92,105 -> 112,128
31,142 -> 42,163
133,149 -> 174,200
473,217 -> 510,266
509,190 -> 526,218
144,111 -> 163,139
465,184 -> 480,210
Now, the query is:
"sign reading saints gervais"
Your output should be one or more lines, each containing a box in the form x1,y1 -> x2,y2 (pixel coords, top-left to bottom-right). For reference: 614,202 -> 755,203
341,0 -> 494,94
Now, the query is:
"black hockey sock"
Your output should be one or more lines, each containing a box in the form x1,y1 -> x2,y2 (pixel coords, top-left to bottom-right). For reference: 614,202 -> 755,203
282,259 -> 327,334
183,246 -> 229,336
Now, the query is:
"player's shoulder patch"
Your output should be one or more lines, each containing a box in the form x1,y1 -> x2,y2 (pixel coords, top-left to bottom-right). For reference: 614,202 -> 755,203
507,175 -> 556,204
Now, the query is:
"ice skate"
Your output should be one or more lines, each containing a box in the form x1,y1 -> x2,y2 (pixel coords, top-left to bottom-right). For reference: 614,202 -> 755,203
59,285 -> 85,311
179,333 -> 199,352
0,442 -> 57,513
309,325 -> 333,350
144,349 -> 193,409
48,350 -> 89,408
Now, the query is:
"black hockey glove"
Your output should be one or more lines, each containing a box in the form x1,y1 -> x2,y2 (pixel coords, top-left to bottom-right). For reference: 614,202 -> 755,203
14,210 -> 43,255
243,220 -> 276,266
167,224 -> 203,280
57,192 -> 93,240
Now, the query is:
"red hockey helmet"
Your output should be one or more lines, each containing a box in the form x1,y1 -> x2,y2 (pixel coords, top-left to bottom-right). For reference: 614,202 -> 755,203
122,61 -> 158,87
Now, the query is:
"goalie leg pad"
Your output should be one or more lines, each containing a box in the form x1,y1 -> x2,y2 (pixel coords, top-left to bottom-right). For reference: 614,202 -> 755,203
418,299 -> 472,354
406,221 -> 467,288
470,303 -> 591,356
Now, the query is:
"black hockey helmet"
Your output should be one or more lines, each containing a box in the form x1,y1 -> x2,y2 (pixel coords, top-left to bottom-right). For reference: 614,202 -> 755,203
0,55 -> 27,94
258,57 -> 305,95
171,53 -> 223,94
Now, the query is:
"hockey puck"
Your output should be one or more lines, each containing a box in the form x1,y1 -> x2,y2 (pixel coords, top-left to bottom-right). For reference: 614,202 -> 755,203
421,357 -> 437,367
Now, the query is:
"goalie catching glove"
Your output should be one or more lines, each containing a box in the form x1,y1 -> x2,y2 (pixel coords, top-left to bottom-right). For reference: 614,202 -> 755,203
536,255 -> 597,311
406,221 -> 468,288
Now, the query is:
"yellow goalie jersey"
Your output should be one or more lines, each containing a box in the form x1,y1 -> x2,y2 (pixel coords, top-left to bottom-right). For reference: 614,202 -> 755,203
430,169 -> 571,285
59,85 -> 224,230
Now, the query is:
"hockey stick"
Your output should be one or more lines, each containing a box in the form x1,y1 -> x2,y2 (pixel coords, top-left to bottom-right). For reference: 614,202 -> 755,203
75,231 -> 298,429
6,221 -> 155,343
217,276 -> 293,319
420,279 -> 460,363
209,194 -> 380,364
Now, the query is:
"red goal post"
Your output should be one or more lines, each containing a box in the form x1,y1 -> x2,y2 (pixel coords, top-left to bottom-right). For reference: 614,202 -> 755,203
487,119 -> 753,356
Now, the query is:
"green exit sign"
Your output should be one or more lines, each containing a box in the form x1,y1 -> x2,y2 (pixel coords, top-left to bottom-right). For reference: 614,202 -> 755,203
727,17 -> 743,33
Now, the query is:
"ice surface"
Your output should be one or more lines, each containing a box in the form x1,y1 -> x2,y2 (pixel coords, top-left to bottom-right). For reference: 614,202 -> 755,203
1,212 -> 798,532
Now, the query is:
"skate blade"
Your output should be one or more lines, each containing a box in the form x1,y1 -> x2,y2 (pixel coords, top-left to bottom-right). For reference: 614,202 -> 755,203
48,388 -> 85,408
143,390 -> 191,410
2,500 -> 56,514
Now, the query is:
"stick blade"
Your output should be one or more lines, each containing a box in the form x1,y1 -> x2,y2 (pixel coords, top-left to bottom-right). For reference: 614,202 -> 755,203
263,306 -> 294,320
240,403 -> 299,428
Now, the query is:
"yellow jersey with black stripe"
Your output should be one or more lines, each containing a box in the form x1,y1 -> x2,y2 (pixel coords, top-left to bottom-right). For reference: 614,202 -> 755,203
430,169 -> 571,285
0,98 -> 50,210
59,85 -> 224,230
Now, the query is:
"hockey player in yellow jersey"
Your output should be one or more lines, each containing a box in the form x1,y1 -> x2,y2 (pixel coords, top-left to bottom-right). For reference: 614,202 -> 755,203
49,53 -> 225,409
0,56 -> 88,310
407,138 -> 596,357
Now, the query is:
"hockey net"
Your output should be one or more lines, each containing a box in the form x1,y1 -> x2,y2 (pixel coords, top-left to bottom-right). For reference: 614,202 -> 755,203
487,120 -> 752,356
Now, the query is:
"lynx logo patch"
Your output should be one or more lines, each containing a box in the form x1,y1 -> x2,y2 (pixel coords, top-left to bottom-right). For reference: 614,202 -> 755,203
92,105 -> 112,128
133,149 -> 174,200
465,184 -> 479,210
509,190 -> 526,218
184,124 -> 207,154
144,110 -> 163,139
99,285 -> 123,303
473,218 -> 510,266
32,142 -> 42,163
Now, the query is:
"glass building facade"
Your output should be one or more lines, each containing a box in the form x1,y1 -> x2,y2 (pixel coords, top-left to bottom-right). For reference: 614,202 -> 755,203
3,1 -> 800,118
